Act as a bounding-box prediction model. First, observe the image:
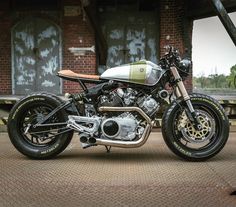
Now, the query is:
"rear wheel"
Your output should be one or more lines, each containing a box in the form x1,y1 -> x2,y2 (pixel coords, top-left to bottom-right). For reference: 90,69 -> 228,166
7,94 -> 73,159
162,94 -> 229,161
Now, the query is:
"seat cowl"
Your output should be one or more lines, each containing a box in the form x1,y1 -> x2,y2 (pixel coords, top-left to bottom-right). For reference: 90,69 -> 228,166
58,70 -> 100,80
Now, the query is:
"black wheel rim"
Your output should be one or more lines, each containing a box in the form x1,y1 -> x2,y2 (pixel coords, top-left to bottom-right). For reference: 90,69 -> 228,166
172,104 -> 221,152
18,102 -> 63,147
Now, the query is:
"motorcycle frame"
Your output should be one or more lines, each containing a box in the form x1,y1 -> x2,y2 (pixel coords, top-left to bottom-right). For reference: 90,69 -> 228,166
33,97 -> 80,129
32,60 -> 201,145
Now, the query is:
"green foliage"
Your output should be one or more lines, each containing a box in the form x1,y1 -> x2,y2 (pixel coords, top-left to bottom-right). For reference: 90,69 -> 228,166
227,64 -> 236,88
194,65 -> 236,89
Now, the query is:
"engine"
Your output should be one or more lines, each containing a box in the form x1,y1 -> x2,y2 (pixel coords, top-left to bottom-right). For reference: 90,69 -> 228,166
69,87 -> 161,144
137,96 -> 160,117
99,87 -> 160,117
67,86 -> 162,146
101,113 -> 139,141
67,112 -> 143,142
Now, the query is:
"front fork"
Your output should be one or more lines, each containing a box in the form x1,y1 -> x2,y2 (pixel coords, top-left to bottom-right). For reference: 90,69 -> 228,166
170,66 -> 202,130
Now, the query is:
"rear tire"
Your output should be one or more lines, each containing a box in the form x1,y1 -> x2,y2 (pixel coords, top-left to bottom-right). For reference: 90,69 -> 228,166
162,93 -> 229,161
7,93 -> 73,159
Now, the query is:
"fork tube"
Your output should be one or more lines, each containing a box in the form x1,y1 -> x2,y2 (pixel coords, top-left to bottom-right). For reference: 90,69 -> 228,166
170,66 -> 190,101
174,87 -> 181,98
170,66 -> 193,111
170,66 -> 202,129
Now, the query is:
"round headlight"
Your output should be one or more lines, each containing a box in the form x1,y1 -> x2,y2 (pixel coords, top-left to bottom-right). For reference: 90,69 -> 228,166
178,59 -> 192,77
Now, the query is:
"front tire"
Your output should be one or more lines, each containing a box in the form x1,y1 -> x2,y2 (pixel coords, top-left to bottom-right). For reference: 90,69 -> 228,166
162,94 -> 229,161
7,93 -> 73,159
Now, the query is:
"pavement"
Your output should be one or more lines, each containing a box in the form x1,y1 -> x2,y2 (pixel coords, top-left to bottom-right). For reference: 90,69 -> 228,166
0,132 -> 236,207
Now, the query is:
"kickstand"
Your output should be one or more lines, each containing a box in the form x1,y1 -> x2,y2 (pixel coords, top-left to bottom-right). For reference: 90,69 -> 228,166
105,146 -> 111,153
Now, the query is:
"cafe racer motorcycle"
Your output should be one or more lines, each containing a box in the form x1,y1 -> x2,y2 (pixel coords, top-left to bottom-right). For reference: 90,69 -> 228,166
7,46 -> 229,161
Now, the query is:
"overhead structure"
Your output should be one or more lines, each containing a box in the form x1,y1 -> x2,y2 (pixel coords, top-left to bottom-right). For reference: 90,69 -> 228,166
81,0 -> 108,65
211,0 -> 236,46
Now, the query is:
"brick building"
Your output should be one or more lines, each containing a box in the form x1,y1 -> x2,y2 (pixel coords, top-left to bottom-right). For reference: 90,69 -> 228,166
0,0 -> 235,95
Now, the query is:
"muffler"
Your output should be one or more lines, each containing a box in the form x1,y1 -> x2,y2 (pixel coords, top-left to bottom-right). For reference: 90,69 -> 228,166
80,134 -> 96,144
80,134 -> 97,149
80,136 -> 88,143
88,137 -> 96,144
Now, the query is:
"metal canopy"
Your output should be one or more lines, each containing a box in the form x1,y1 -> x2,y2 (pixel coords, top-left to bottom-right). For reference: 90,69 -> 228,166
81,0 -> 236,65
211,0 -> 236,46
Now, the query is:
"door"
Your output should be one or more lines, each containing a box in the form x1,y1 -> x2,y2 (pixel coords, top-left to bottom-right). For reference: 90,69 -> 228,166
101,12 -> 159,68
126,26 -> 146,63
106,25 -> 125,66
12,18 -> 61,95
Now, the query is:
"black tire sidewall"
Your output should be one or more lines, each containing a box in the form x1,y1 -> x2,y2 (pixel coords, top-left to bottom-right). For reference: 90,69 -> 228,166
162,94 -> 229,161
7,94 -> 73,159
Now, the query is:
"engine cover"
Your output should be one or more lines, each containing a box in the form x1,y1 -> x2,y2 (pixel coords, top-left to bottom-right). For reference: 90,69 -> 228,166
138,96 -> 160,117
101,117 -> 137,141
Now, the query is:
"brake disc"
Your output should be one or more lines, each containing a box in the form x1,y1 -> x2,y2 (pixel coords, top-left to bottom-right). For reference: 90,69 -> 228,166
177,109 -> 215,143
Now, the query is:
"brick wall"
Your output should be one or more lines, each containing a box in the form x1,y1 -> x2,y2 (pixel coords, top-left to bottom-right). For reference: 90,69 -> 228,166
0,0 -> 96,95
62,0 -> 96,94
0,0 -> 193,95
0,12 -> 12,95
160,0 -> 193,91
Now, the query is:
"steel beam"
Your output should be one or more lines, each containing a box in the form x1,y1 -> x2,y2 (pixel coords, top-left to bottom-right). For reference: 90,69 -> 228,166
81,0 -> 107,65
211,0 -> 236,46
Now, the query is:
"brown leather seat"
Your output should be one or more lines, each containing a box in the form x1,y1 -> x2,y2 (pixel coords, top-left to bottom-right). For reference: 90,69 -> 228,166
58,70 -> 100,80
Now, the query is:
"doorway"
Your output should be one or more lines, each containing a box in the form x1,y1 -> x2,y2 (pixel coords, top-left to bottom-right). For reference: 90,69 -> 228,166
12,17 -> 62,95
98,0 -> 159,69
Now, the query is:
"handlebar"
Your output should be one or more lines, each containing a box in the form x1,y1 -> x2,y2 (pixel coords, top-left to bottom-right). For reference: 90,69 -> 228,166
162,45 -> 181,66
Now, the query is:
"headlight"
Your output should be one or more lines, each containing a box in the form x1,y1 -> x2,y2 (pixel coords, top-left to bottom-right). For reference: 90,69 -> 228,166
178,59 -> 192,77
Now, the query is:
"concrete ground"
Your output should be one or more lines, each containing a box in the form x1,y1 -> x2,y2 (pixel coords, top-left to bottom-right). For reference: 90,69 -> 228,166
0,132 -> 236,207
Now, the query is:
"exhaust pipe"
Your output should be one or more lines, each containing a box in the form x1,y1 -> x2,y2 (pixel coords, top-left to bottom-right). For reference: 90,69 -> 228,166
80,136 -> 88,143
88,137 -> 96,144
99,106 -> 152,123
80,135 -> 97,149
95,124 -> 151,148
80,133 -> 96,144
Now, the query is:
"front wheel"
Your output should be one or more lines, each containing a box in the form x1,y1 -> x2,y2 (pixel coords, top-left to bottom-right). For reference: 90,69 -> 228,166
162,94 -> 229,161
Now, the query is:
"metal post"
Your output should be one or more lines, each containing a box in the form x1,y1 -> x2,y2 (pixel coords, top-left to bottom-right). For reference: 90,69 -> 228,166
81,0 -> 108,65
211,0 -> 236,46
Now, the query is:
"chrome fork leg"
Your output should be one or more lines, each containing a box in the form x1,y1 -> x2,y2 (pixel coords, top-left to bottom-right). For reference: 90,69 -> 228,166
170,67 -> 190,101
171,66 -> 202,130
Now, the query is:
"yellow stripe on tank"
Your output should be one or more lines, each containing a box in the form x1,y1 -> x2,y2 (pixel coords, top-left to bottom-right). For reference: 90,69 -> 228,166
129,63 -> 147,84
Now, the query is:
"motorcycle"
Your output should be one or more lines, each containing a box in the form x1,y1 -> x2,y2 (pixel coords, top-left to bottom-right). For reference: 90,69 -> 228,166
7,46 -> 229,161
